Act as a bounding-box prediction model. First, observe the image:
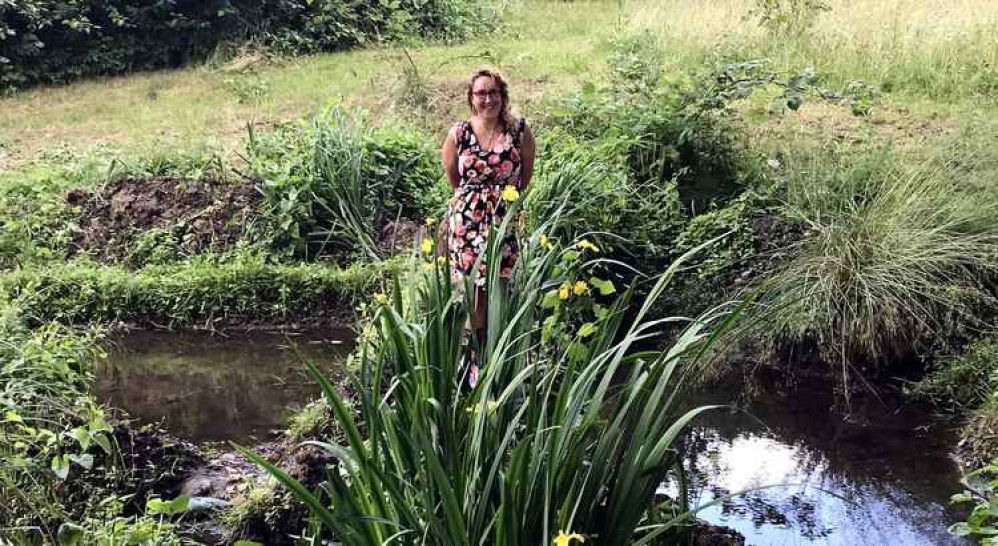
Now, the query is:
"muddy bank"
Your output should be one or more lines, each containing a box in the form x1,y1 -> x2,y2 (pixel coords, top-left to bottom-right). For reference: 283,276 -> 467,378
68,176 -> 261,265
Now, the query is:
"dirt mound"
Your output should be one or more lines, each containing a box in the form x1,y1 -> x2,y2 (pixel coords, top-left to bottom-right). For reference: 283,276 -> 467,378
69,176 -> 261,265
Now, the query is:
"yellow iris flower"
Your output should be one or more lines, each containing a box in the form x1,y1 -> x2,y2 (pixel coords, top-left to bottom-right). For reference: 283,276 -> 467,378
501,185 -> 520,202
373,292 -> 388,305
539,233 -> 550,248
575,239 -> 598,252
421,238 -> 434,255
425,216 -> 437,227
558,283 -> 571,300
573,281 -> 589,296
553,531 -> 585,546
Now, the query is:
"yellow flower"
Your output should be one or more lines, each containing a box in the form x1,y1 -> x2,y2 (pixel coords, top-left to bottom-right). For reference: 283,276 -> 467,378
373,292 -> 388,305
421,238 -> 434,255
575,239 -> 598,252
539,233 -> 550,248
424,262 -> 435,271
558,283 -> 571,300
425,216 -> 437,227
501,185 -> 520,202
465,399 -> 499,417
553,531 -> 585,546
573,281 -> 589,296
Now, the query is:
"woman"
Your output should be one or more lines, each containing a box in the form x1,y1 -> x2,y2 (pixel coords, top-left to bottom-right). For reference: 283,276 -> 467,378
441,67 -> 536,387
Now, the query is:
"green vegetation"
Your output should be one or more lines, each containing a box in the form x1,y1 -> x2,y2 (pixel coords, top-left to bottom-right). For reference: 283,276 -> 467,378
1,0 -> 475,91
244,213 -> 738,544
2,0 -> 998,543
1,256 -> 392,328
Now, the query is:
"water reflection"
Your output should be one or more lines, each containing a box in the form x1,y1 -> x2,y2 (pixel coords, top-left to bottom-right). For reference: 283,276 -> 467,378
671,379 -> 970,545
95,329 -> 352,442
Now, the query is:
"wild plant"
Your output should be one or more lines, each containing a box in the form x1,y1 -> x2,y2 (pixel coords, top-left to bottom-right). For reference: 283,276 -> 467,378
756,149 -> 998,394
242,197 -> 742,544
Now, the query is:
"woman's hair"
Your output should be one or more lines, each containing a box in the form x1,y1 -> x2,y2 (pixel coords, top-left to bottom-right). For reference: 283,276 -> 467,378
466,67 -> 513,131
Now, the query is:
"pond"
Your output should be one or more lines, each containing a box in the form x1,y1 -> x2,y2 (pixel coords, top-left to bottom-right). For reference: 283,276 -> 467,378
95,332 -> 968,544
96,329 -> 352,442
668,377 -> 969,545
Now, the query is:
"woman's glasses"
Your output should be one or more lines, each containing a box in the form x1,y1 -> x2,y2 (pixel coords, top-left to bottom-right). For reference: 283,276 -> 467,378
472,88 -> 501,100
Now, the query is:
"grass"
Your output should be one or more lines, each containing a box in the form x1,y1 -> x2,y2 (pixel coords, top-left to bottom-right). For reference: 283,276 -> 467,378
3,0 -> 996,171
754,146 -> 998,386
0,256 -> 395,328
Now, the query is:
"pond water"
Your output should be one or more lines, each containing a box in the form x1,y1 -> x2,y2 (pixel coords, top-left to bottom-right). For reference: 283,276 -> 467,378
96,329 -> 352,442
96,332 -> 968,544
668,378 -> 970,545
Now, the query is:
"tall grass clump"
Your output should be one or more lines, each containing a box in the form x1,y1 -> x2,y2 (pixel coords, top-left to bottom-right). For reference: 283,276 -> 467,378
247,106 -> 446,260
242,202 -> 741,544
757,148 -> 998,385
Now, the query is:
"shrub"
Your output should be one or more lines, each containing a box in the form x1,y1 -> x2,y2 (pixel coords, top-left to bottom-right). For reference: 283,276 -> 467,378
524,131 -> 684,270
549,34 -> 752,212
0,0 -> 475,92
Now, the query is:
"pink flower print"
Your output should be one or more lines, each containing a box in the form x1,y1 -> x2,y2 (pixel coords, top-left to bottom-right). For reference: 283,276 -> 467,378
454,221 -> 467,236
500,160 -> 513,176
471,209 -> 484,222
510,148 -> 520,162
488,153 -> 501,166
475,160 -> 488,173
495,133 -> 511,151
462,249 -> 475,269
500,266 -> 512,277
466,169 -> 478,180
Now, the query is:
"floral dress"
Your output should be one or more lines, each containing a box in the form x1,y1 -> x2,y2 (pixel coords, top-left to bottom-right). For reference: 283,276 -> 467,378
448,118 -> 528,286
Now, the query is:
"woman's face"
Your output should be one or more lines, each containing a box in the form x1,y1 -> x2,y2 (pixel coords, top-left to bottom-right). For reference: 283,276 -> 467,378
471,75 -> 502,120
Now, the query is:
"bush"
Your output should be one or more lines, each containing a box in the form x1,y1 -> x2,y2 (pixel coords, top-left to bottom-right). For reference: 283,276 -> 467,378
525,131 -> 684,270
549,33 -> 752,212
0,0 -> 475,92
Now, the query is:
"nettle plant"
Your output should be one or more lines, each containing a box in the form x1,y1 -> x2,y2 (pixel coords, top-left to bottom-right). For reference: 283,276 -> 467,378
242,194 -> 743,545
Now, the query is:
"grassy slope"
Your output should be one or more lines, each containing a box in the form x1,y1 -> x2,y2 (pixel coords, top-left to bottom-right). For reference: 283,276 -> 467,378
2,0 -> 996,172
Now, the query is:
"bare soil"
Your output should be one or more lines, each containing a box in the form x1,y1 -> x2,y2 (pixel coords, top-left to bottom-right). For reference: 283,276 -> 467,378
68,176 -> 261,265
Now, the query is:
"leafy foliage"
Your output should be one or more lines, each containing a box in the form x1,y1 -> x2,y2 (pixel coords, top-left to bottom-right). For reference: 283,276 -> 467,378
0,0 -> 476,92
950,459 -> 998,544
751,0 -> 831,36
243,203 -> 740,544
911,335 -> 998,412
246,107 -> 446,260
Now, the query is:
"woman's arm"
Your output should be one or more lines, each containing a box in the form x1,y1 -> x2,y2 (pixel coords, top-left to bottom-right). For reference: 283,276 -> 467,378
520,122 -> 536,190
442,125 -> 461,190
